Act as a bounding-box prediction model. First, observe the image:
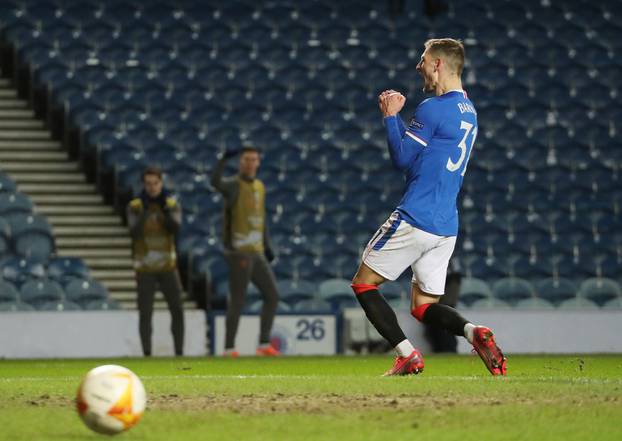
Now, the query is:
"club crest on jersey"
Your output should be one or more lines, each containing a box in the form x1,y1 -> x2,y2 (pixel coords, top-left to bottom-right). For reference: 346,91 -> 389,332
409,118 -> 424,130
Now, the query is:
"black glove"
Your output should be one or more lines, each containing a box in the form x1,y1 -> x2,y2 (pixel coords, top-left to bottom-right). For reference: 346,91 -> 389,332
223,148 -> 241,159
264,248 -> 275,263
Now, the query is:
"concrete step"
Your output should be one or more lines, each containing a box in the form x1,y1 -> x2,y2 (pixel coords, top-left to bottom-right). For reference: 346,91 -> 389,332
104,279 -> 137,291
10,172 -> 86,183
0,89 -> 17,98
83,257 -> 133,269
48,215 -> 122,226
0,130 -> 50,140
0,151 -> 67,161
0,119 -> 43,129
91,269 -> 136,280
37,205 -> 115,216
56,236 -> 131,248
0,99 -> 28,109
29,194 -> 103,205
56,248 -> 131,258
53,225 -> 129,237
0,79 -> 11,87
0,140 -> 60,149
1,162 -> 79,172
0,109 -> 34,119
17,183 -> 96,194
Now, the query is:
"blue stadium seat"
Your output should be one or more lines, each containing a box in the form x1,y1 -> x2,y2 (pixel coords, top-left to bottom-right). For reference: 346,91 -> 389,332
602,298 -> 622,310
317,278 -> 352,303
534,278 -> 578,306
14,233 -> 55,262
276,279 -> 316,304
64,278 -> 109,305
20,278 -> 64,308
0,173 -> 17,193
492,278 -> 536,305
468,298 -> 512,310
246,300 -> 291,313
9,214 -> 55,261
2,0 -> 618,299
459,278 -> 493,306
515,297 -> 556,310
558,297 -> 600,310
292,298 -> 332,312
38,300 -> 82,311
0,279 -> 20,303
0,301 -> 35,311
577,278 -> 621,306
83,299 -> 121,311
0,192 -> 33,216
2,256 -> 46,286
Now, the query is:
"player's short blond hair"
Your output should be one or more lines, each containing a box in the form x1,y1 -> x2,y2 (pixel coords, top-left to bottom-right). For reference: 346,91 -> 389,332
424,38 -> 465,76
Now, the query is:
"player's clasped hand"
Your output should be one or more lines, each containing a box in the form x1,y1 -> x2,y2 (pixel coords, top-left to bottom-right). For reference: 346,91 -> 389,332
378,89 -> 406,117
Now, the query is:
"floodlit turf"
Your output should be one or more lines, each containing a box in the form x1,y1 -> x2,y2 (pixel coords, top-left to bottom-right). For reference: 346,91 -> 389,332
1,355 -> 621,441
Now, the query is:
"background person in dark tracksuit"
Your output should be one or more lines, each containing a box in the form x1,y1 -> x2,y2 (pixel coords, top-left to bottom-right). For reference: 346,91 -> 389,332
211,147 -> 280,357
127,166 -> 184,356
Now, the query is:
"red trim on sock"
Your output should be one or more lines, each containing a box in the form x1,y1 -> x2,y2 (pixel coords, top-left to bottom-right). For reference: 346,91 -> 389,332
412,303 -> 432,322
351,284 -> 378,295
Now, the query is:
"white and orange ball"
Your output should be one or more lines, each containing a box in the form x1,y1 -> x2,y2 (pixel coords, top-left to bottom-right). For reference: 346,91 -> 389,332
76,365 -> 146,435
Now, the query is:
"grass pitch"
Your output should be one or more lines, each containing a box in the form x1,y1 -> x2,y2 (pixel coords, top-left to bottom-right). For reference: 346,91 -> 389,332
0,354 -> 621,441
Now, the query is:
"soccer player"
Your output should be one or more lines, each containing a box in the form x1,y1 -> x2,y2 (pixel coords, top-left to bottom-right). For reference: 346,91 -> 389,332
351,38 -> 507,376
211,147 -> 280,357
127,166 -> 184,357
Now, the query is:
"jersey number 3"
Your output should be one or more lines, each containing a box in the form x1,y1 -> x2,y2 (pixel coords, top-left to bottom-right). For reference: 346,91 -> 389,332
446,120 -> 477,176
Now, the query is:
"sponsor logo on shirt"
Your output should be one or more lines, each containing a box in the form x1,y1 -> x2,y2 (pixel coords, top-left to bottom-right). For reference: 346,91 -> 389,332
409,118 -> 424,130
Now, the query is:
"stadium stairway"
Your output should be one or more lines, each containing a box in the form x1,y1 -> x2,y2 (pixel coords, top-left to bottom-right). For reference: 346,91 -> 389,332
0,77 -> 146,307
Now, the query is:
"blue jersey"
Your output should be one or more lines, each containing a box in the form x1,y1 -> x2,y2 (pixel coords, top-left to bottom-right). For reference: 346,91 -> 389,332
383,90 -> 477,236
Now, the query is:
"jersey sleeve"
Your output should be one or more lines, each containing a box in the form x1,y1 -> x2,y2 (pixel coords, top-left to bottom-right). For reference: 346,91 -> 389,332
405,99 -> 440,147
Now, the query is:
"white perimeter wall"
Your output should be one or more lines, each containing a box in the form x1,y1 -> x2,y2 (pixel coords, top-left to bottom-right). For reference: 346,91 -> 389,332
397,309 -> 622,354
0,310 -> 207,359
1,309 -> 621,359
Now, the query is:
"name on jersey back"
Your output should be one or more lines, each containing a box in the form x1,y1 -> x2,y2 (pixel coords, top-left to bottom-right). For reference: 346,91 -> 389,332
457,102 -> 476,115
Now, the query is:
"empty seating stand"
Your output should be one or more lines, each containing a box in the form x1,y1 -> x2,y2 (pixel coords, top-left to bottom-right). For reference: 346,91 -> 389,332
0,0 -> 619,311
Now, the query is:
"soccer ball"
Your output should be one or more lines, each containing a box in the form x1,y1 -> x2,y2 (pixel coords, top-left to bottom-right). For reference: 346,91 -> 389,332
76,365 -> 147,435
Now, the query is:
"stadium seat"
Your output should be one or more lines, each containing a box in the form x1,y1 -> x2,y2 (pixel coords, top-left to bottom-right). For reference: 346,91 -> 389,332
557,297 -> 600,310
38,300 -> 82,311
317,277 -> 354,309
0,218 -> 10,256
277,279 -> 317,305
577,278 -> 622,306
19,279 -> 64,308
469,298 -> 512,310
459,278 -> 493,306
602,298 -> 622,310
47,257 -> 90,285
514,297 -> 556,310
379,282 -> 405,301
534,278 -> 578,306
0,301 -> 35,311
0,192 -> 33,216
246,300 -> 291,313
0,174 -> 17,193
0,279 -> 20,303
2,256 -> 46,286
83,299 -> 122,311
2,0 -> 619,305
64,278 -> 109,305
492,278 -> 536,305
14,233 -> 55,262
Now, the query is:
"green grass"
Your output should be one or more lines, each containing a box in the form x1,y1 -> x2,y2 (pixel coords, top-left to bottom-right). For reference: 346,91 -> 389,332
1,355 -> 621,441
